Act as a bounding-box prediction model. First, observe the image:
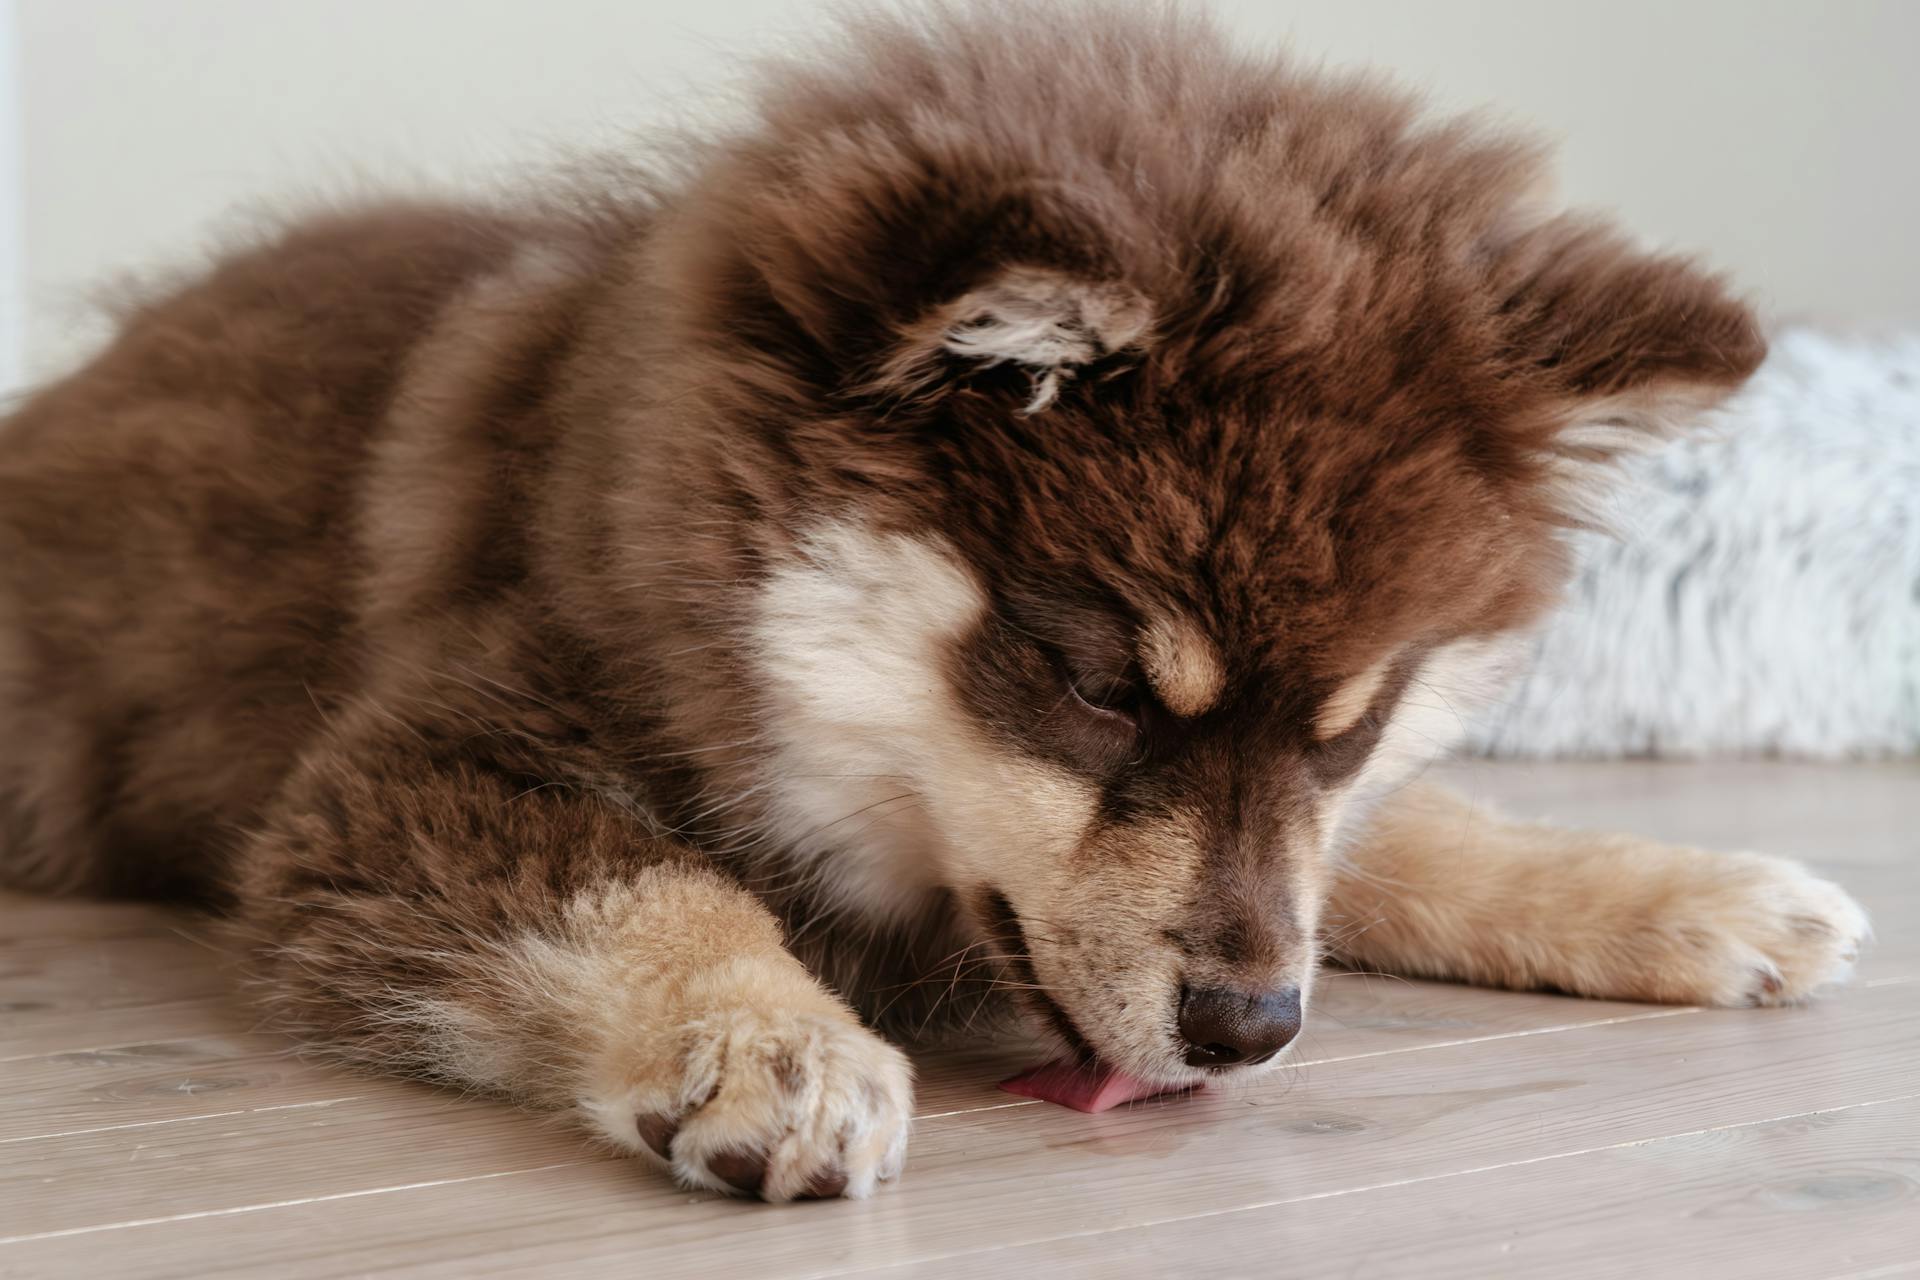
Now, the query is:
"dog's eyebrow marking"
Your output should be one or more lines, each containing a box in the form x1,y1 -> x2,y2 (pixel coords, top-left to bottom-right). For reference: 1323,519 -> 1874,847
1139,616 -> 1225,718
1315,658 -> 1395,740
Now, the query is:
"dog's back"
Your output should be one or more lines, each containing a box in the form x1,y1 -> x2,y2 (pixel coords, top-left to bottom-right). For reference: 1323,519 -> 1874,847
0,205 -> 537,898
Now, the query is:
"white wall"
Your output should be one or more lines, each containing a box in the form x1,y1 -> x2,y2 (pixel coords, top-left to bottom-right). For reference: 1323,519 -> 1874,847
18,0 -> 1920,385
0,0 -> 22,395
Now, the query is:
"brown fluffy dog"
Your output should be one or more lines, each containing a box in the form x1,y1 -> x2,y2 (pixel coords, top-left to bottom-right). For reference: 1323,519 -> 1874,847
0,4 -> 1867,1200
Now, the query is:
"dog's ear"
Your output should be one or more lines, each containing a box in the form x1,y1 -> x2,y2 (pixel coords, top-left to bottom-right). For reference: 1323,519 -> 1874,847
1490,216 -> 1767,501
870,267 -> 1156,413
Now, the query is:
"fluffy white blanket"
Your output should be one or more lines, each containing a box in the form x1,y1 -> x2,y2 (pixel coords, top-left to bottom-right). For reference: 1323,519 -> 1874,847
1473,329 -> 1920,759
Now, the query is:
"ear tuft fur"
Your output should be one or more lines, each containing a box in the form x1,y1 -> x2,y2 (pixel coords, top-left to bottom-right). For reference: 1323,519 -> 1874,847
887,268 -> 1154,413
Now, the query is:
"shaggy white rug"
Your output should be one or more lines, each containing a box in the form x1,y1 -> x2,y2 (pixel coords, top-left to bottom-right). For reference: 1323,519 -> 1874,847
1472,328 -> 1920,760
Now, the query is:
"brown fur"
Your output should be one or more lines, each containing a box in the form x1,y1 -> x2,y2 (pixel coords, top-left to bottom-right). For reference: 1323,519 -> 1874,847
0,3 -> 1861,1202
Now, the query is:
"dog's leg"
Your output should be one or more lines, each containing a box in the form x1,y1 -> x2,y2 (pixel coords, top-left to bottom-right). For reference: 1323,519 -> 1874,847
1326,782 -> 1868,1006
231,723 -> 911,1201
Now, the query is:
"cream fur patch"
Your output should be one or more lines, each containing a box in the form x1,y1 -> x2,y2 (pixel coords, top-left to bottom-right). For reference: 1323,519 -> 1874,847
1139,615 -> 1225,718
1314,658 -> 1392,740
1330,631 -> 1534,836
747,520 -> 1097,921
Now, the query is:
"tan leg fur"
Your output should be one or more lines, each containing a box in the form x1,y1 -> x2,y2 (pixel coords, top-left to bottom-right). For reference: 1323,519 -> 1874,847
1328,784 -> 1870,1007
233,708 -> 911,1204
562,873 -> 913,1201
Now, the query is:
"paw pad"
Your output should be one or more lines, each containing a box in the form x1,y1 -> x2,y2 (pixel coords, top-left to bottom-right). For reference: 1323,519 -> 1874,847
706,1147 -> 768,1196
636,1112 -> 678,1160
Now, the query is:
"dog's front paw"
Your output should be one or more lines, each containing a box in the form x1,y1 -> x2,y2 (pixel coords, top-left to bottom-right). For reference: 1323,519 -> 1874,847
585,985 -> 913,1202
1606,849 -> 1869,1007
652,1006 -> 912,1201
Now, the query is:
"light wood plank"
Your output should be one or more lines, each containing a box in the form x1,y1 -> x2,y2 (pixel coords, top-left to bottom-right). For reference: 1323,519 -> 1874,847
3,979 -> 1912,1277
1437,760 -> 1920,867
0,997 -> 262,1064
0,913 -> 241,1059
0,1033 -> 339,1143
0,893 -> 188,945
871,1095 -> 1920,1280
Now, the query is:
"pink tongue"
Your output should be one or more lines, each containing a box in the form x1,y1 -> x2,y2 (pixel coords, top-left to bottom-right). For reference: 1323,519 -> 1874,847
998,1059 -> 1196,1113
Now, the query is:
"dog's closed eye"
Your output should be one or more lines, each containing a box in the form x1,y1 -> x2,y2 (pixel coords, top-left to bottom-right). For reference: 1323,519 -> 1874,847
1062,658 -> 1145,724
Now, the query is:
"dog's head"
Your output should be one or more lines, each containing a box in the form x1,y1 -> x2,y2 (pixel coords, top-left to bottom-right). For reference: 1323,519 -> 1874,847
640,6 -> 1765,1084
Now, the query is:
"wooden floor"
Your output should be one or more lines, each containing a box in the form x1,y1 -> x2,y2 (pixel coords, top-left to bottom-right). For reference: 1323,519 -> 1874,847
3,762 -> 1916,1279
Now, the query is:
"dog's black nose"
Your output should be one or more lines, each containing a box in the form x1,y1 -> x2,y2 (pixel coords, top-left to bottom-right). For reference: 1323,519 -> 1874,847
1178,985 -> 1302,1067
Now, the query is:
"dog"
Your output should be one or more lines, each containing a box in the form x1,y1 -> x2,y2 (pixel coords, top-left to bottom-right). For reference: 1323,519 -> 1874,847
0,3 -> 1868,1201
